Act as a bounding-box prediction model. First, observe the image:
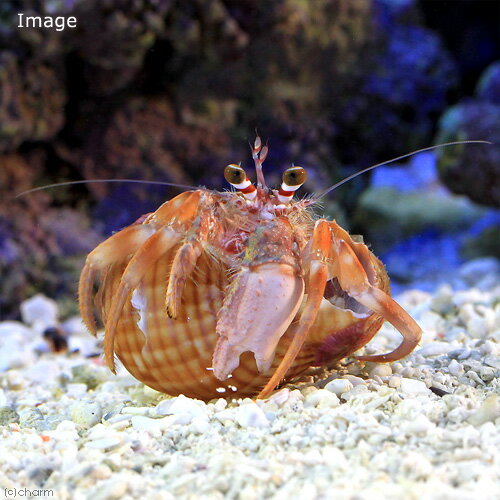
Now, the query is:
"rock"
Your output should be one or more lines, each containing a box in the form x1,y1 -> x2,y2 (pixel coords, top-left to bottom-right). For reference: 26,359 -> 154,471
369,364 -> 393,378
19,408 -> 48,431
85,437 -> 123,450
354,151 -> 485,253
20,294 -> 59,329
156,394 -> 208,425
388,376 -> 402,389
215,402 -> 270,428
71,364 -> 107,390
459,303 -> 496,339
0,407 -> 20,425
121,406 -> 152,417
435,101 -> 500,207
263,388 -> 290,406
447,348 -> 471,360
235,402 -> 270,428
0,389 -> 6,407
468,395 -> 500,426
131,415 -> 171,433
91,464 -> 112,480
458,258 -> 500,286
399,378 -> 430,395
447,360 -> 464,376
324,379 -> 354,396
93,477 -> 128,500
70,401 -> 103,427
343,375 -> 366,387
475,60 -> 500,105
402,414 -> 434,435
304,389 -> 340,409
65,383 -> 89,399
416,342 -> 455,357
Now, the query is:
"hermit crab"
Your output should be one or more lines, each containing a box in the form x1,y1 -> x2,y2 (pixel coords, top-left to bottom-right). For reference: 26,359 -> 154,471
79,137 -> 423,400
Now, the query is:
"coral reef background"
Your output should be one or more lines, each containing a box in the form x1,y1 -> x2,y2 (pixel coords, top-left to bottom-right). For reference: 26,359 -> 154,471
0,0 -> 499,319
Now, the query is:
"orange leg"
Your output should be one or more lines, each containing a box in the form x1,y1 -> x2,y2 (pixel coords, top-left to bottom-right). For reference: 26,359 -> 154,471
328,228 -> 422,362
146,191 -> 202,226
165,242 -> 202,318
257,220 -> 330,399
79,224 -> 157,335
103,227 -> 182,371
165,204 -> 213,318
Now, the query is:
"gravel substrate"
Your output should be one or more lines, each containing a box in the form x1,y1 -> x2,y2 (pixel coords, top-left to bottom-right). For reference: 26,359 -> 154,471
0,258 -> 499,500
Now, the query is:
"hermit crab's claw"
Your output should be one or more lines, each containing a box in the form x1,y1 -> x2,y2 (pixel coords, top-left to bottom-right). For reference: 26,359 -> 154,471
213,263 -> 304,380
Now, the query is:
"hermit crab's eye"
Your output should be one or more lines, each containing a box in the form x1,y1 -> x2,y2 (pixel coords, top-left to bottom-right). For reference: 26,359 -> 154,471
278,166 -> 307,204
225,164 -> 257,200
224,164 -> 246,185
282,166 -> 307,187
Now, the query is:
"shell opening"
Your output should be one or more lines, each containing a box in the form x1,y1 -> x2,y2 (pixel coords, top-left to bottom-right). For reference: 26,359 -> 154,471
324,278 -> 371,316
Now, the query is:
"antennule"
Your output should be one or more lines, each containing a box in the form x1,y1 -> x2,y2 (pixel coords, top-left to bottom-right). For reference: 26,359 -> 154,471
251,134 -> 267,188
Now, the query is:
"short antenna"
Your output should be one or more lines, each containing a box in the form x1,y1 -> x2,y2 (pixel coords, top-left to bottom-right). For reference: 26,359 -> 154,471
251,135 -> 268,188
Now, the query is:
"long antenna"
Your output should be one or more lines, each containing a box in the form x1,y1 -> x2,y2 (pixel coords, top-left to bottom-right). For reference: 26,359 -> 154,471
15,179 -> 199,199
312,140 -> 492,202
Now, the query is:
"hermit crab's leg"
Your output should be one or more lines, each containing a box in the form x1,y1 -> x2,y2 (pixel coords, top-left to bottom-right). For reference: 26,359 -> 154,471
327,224 -> 422,362
103,226 -> 182,371
165,202 -> 214,318
145,190 -> 202,226
79,224 -> 157,336
257,220 -> 330,399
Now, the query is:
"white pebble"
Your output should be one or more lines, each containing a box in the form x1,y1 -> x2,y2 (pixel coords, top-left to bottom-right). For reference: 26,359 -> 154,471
190,415 -> 211,434
131,415 -> 171,433
85,436 -> 123,450
402,414 -> 434,434
157,394 -> 208,425
416,342 -> 454,357
369,364 -> 393,378
484,355 -> 500,370
401,367 -> 415,378
325,379 -> 354,396
343,375 -> 366,386
71,401 -> 103,427
304,389 -> 340,408
20,294 -> 59,328
448,359 -> 464,376
235,403 -> 269,428
121,406 -> 152,416
388,376 -> 402,389
93,477 -> 128,500
65,383 -> 88,399
468,395 -> 500,426
459,304 -> 495,339
212,398 -> 228,412
0,321 -> 36,341
399,378 -> 430,395
264,388 -> 290,406
91,464 -> 112,480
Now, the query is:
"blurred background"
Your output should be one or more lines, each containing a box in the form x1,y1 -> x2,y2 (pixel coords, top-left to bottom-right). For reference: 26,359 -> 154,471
0,0 -> 498,320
